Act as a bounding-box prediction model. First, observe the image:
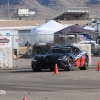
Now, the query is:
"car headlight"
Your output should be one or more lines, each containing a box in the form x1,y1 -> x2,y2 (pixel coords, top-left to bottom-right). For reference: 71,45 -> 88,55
58,56 -> 67,60
32,57 -> 37,61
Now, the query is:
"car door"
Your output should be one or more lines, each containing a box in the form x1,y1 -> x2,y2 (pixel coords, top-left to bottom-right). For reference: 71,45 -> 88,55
73,47 -> 82,67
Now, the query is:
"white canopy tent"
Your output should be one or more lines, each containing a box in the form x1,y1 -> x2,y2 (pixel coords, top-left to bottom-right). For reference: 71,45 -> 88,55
31,20 -> 67,43
31,20 -> 67,34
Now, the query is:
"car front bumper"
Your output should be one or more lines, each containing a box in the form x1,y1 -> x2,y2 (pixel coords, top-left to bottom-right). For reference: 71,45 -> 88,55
31,60 -> 69,69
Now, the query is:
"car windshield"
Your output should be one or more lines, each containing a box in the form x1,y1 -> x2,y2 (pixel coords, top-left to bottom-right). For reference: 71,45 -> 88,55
47,47 -> 73,54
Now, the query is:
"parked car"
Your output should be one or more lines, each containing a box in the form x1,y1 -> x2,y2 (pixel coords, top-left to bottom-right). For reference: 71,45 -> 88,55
31,45 -> 89,72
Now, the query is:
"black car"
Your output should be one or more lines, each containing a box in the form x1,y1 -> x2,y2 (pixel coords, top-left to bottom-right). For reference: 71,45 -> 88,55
31,45 -> 89,72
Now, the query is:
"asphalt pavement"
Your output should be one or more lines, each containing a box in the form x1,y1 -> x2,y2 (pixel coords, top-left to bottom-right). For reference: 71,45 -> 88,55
0,56 -> 99,100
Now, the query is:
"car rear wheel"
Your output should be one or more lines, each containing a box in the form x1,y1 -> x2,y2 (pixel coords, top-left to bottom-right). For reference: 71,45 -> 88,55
79,56 -> 89,70
64,58 -> 73,71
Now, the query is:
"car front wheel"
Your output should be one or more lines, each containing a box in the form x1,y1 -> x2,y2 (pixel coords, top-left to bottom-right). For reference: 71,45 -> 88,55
32,66 -> 42,72
50,68 -> 54,71
33,68 -> 42,72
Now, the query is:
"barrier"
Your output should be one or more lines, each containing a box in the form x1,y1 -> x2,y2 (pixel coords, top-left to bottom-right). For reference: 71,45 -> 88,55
97,61 -> 100,71
54,63 -> 59,75
0,46 -> 13,68
23,98 -> 27,100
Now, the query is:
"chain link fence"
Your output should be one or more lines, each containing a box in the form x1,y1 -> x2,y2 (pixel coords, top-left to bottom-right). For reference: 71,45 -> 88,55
11,34 -> 78,68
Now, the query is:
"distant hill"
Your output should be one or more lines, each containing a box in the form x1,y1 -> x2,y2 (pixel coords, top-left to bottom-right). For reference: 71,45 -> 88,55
0,0 -> 100,20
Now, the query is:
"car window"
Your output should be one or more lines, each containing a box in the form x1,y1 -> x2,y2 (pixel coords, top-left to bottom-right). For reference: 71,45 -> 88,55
47,49 -> 52,54
74,47 -> 80,53
47,46 -> 79,54
62,46 -> 74,53
52,49 -> 62,53
49,48 -> 73,54
62,48 -> 73,53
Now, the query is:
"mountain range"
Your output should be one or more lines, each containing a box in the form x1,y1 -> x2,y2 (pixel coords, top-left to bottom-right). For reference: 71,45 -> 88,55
0,0 -> 100,20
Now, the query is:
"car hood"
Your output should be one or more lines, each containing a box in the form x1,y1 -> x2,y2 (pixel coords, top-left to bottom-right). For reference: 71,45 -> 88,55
34,53 -> 70,61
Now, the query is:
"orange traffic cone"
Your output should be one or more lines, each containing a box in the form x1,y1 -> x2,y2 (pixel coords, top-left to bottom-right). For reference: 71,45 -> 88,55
54,63 -> 59,75
23,98 -> 27,100
97,61 -> 100,71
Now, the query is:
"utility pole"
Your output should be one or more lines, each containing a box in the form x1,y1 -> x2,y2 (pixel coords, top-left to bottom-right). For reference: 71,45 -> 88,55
7,0 -> 9,20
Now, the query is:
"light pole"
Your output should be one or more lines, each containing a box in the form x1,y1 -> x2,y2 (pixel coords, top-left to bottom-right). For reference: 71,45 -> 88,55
7,0 -> 9,19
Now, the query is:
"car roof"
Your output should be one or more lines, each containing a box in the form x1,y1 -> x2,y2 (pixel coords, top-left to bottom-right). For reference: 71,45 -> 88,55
53,45 -> 77,49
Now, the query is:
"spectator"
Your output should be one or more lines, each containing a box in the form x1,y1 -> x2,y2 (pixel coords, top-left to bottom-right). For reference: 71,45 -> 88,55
25,41 -> 31,46
96,34 -> 100,44
25,41 -> 32,56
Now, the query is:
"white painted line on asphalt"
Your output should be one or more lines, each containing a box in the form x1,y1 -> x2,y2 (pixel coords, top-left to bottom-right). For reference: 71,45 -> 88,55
0,90 -> 6,94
